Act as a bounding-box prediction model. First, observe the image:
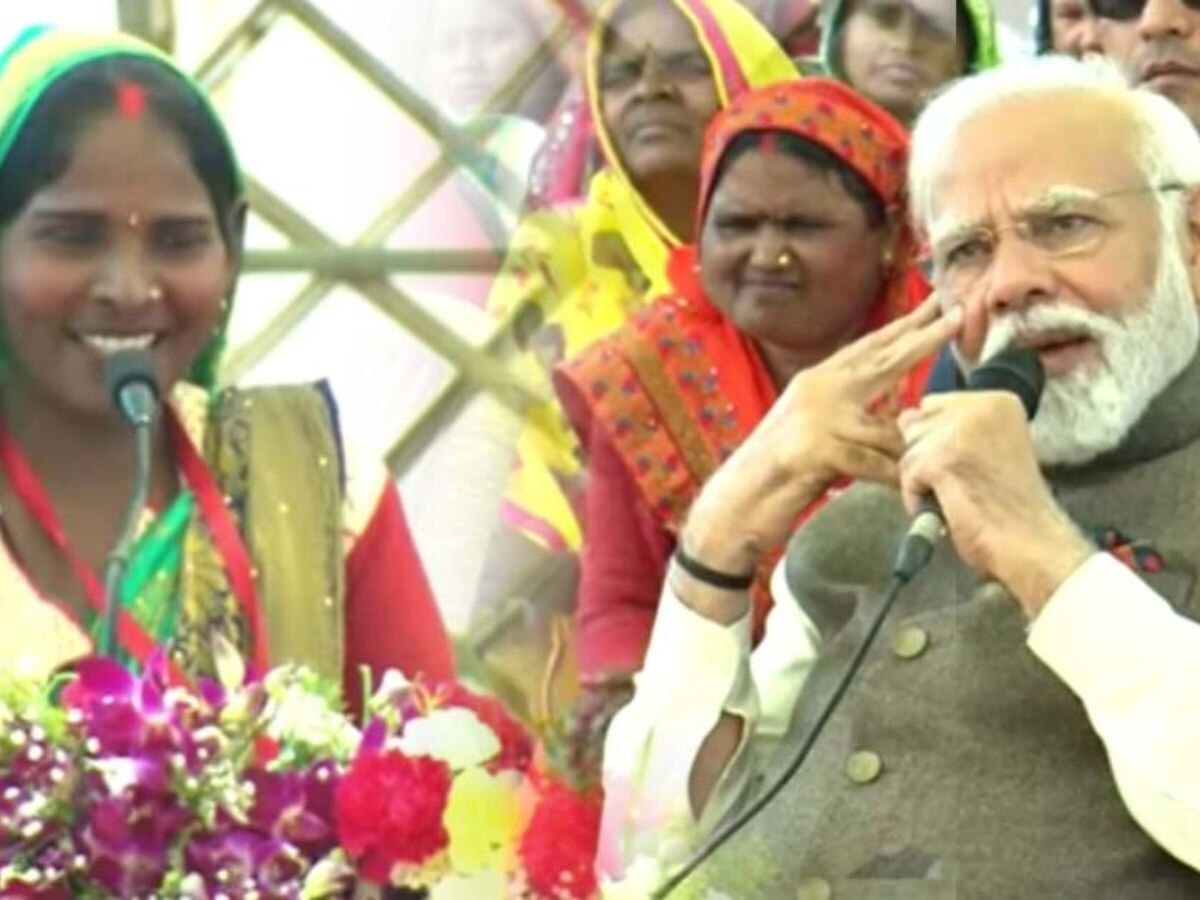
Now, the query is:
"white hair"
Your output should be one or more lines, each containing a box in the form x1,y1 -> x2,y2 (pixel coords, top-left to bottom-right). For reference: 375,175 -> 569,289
908,55 -> 1200,236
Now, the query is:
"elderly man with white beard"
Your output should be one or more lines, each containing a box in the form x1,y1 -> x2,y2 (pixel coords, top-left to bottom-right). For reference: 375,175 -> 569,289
597,56 -> 1200,900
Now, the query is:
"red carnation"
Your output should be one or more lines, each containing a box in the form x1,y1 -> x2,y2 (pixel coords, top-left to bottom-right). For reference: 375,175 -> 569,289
519,780 -> 602,899
334,750 -> 451,883
435,683 -> 534,774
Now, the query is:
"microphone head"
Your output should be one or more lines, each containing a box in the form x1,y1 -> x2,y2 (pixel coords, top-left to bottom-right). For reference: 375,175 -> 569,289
103,348 -> 160,411
966,347 -> 1045,420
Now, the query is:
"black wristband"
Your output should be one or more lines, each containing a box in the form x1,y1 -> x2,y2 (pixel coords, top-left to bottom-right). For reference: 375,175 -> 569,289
674,544 -> 754,591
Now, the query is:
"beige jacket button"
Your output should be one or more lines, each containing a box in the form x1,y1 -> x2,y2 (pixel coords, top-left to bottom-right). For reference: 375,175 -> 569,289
845,750 -> 884,784
891,625 -> 930,659
795,876 -> 833,900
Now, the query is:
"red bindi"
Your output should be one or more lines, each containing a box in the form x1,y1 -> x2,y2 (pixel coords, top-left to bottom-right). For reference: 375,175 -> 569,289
114,80 -> 146,119
759,132 -> 778,157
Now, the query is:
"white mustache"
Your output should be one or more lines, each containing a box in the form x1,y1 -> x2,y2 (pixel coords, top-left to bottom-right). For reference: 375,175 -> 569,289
981,303 -> 1116,365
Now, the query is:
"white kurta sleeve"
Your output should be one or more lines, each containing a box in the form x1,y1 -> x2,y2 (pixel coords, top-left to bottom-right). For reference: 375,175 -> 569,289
597,559 -> 822,883
1028,551 -> 1200,872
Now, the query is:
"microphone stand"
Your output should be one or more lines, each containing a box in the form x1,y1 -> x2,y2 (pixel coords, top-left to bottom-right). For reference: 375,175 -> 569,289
97,404 -> 157,659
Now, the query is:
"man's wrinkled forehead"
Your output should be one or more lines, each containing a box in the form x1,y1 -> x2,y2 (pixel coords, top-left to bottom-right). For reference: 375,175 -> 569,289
925,91 -> 1144,209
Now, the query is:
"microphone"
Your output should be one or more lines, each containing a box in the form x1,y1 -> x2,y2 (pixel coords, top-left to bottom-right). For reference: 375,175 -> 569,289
97,350 -> 161,657
892,347 -> 1045,581
104,348 -> 160,428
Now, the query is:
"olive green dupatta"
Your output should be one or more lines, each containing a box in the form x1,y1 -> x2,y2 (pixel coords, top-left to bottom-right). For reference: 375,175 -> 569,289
170,384 -> 348,685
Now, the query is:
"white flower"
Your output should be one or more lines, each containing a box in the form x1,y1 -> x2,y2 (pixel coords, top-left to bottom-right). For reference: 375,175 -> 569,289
301,851 -> 355,899
367,669 -> 412,712
211,630 -> 247,690
91,758 -> 143,797
395,707 -> 500,770
178,872 -> 208,898
263,669 -> 360,758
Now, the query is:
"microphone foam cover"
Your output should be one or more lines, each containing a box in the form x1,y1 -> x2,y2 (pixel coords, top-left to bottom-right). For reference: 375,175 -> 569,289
966,347 -> 1045,420
103,349 -> 159,410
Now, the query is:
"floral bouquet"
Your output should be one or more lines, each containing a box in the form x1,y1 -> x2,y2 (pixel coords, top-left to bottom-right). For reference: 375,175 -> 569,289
0,655 -> 601,899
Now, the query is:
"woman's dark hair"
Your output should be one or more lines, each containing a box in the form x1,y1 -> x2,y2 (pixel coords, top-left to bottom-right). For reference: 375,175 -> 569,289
706,129 -> 888,228
0,55 -> 241,246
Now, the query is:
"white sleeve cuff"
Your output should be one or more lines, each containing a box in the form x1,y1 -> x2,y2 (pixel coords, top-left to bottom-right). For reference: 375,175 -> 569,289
638,561 -> 753,697
1028,552 -> 1190,695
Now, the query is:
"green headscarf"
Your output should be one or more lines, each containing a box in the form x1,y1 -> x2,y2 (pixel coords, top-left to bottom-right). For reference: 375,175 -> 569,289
0,25 -> 244,388
817,0 -> 1000,81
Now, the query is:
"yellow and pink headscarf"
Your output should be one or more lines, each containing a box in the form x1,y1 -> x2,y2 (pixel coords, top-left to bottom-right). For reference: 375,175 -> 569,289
583,0 -> 801,282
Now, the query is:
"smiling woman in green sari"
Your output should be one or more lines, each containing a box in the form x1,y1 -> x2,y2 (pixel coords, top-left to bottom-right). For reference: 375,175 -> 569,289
0,27 -> 453,697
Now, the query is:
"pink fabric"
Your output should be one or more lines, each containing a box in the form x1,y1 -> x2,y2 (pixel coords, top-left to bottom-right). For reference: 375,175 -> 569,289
527,84 -> 595,209
679,0 -> 750,100
499,495 -> 574,554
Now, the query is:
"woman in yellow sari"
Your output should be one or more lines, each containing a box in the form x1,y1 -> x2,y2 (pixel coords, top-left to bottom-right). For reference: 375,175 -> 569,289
483,0 -> 798,608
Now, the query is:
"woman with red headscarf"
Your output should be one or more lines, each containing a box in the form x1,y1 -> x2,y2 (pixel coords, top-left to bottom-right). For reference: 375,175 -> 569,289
554,77 -> 932,761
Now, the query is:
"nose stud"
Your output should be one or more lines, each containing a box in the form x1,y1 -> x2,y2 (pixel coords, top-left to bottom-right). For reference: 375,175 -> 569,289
776,251 -> 793,268
127,213 -> 141,229
146,284 -> 164,302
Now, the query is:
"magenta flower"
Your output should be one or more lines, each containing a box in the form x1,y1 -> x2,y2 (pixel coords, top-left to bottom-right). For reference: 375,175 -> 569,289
184,828 -> 307,898
62,658 -> 180,758
0,719 -> 78,891
78,786 -> 193,895
245,767 -> 335,856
